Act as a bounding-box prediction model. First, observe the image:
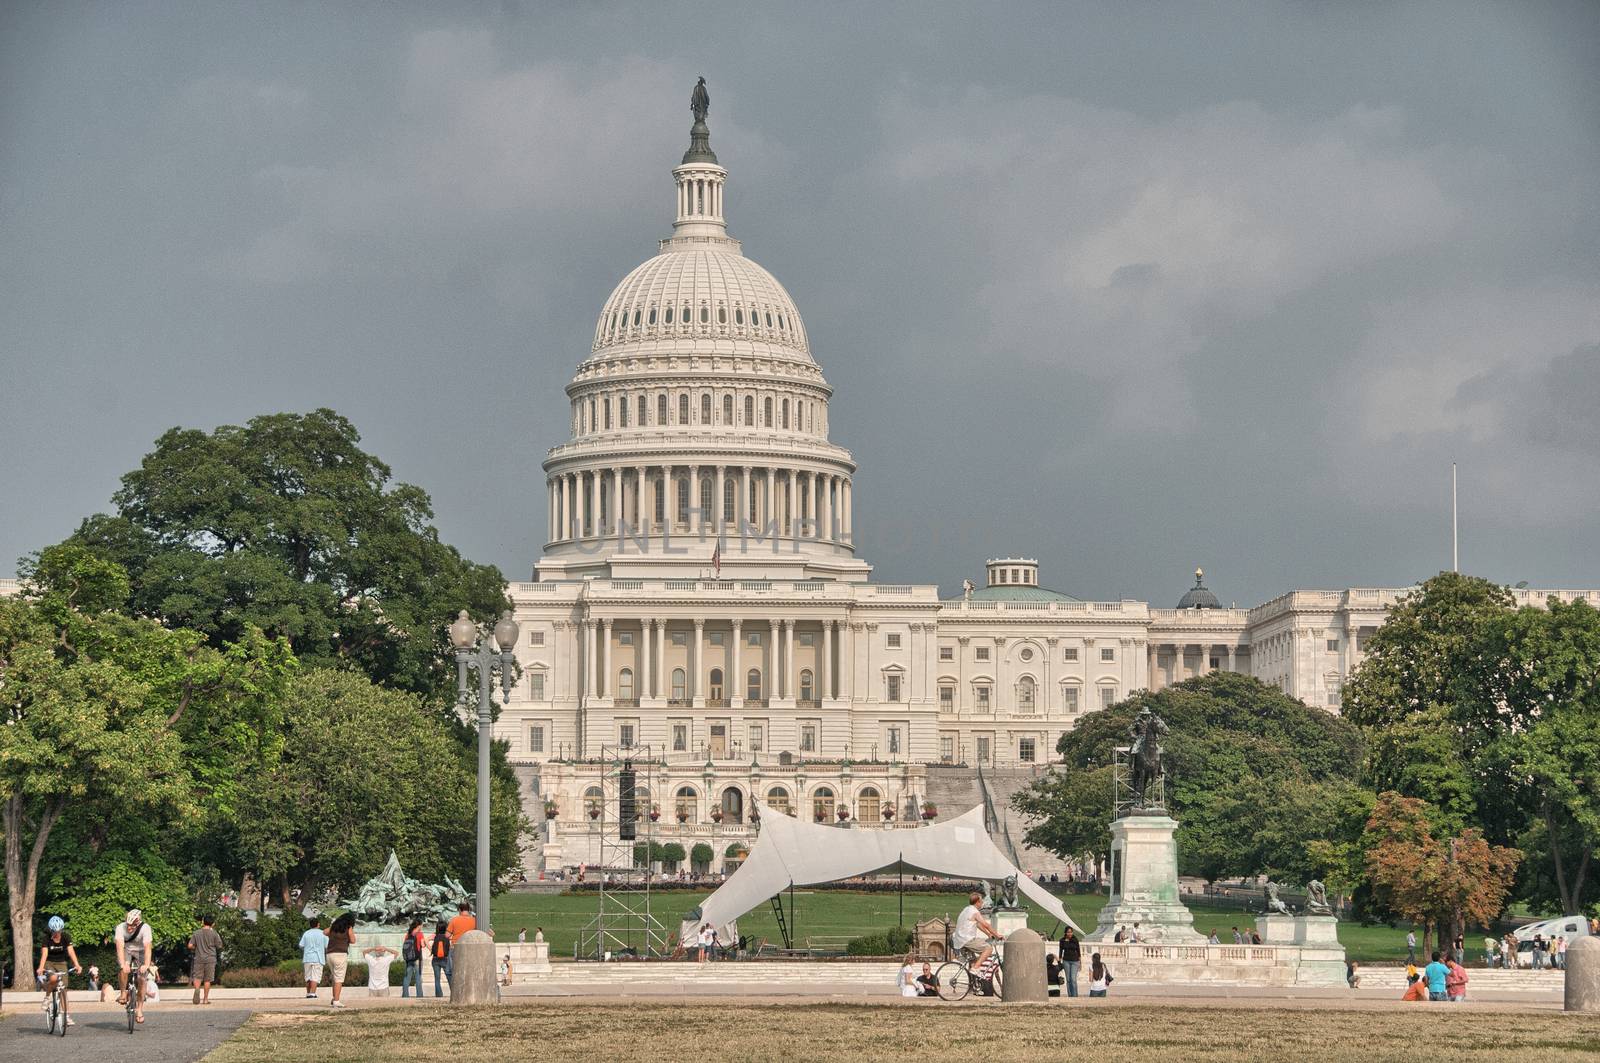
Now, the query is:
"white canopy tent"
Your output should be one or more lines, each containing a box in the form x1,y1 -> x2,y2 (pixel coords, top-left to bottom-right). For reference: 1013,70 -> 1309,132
680,802 -> 1081,946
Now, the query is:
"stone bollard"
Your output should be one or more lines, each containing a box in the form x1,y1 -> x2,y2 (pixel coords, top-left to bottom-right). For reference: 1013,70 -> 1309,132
449,929 -> 500,1006
1001,928 -> 1048,1003
1566,935 -> 1600,1013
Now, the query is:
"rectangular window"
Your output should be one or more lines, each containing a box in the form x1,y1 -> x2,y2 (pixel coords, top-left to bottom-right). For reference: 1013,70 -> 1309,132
976,686 -> 991,712
1100,647 -> 1115,662
977,736 -> 991,763
528,725 -> 545,753
708,631 -> 724,646
939,645 -> 954,662
529,631 -> 545,647
619,723 -> 635,748
939,685 -> 954,709
1326,690 -> 1340,706
1064,686 -> 1079,712
940,736 -> 954,763
886,674 -> 902,702
800,724 -> 816,752
749,724 -> 764,752
1019,737 -> 1036,762
672,723 -> 687,751
887,726 -> 901,755
530,673 -> 545,701
886,632 -> 901,648
798,632 -> 814,647
975,646 -> 991,661
1100,686 -> 1117,708
1063,647 -> 1078,661
748,632 -> 762,646
1326,639 -> 1340,652
618,631 -> 633,646
672,631 -> 688,646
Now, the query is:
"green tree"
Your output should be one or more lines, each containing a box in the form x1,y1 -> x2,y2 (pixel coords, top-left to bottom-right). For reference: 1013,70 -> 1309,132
1342,572 -> 1514,827
233,669 -> 527,903
1015,672 -> 1368,885
690,843 -> 714,873
62,409 -> 507,702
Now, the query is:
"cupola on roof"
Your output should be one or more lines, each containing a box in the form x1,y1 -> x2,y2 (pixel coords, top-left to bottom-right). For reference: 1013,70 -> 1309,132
587,80 -> 811,365
1177,568 -> 1221,609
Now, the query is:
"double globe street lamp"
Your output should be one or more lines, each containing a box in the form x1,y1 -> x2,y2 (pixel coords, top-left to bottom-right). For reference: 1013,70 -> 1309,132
448,608 -> 520,937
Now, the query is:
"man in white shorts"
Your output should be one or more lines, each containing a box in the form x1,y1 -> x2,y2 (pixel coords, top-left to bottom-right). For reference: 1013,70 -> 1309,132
951,892 -> 999,973
298,915 -> 329,999
114,909 -> 155,1025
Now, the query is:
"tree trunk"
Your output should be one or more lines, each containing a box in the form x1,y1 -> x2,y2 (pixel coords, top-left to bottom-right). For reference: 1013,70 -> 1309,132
4,793 -> 65,991
1544,803 -> 1575,916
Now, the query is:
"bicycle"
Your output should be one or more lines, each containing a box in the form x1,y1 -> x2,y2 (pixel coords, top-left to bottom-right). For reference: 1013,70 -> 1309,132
39,966 -> 76,1036
121,961 -> 151,1033
934,938 -> 1005,1001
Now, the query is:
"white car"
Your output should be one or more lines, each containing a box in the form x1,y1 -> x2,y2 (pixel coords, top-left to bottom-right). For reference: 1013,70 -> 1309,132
1514,915 -> 1590,955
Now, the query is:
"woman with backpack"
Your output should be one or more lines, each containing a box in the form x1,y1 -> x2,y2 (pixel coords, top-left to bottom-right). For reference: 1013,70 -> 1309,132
431,919 -> 452,997
1088,952 -> 1113,998
400,919 -> 426,999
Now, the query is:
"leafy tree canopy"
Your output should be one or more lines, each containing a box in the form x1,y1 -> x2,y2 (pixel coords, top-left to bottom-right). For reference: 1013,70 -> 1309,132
50,409 -> 507,702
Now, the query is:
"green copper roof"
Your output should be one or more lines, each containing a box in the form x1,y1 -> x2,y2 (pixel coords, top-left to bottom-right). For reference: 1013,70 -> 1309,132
943,585 -> 1083,603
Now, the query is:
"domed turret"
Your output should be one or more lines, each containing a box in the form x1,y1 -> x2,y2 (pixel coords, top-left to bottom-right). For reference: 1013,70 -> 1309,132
1177,568 -> 1220,610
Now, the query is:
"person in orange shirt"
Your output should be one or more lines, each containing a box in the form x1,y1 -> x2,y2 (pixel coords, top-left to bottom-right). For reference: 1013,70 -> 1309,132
447,902 -> 477,943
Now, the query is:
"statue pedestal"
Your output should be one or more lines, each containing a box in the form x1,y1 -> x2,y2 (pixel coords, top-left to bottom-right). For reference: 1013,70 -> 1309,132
1089,813 -> 1203,943
1255,914 -> 1298,944
991,908 -> 1029,946
1293,915 -> 1340,946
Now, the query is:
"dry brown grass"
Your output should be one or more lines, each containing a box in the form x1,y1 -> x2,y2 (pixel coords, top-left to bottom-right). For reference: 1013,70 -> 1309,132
201,1001 -> 1600,1063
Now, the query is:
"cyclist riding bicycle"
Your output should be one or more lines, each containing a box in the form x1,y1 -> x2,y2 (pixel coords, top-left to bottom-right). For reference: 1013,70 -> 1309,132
951,891 -> 1001,974
36,915 -> 83,1027
115,908 -> 155,1025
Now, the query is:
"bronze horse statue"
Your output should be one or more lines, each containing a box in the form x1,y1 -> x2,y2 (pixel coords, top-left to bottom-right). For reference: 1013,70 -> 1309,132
1127,707 -> 1168,811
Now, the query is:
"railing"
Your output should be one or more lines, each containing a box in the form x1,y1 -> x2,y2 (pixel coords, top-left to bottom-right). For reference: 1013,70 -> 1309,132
665,580 -> 697,590
740,581 -> 772,591
613,698 -> 640,708
795,698 -> 820,708
706,698 -> 728,708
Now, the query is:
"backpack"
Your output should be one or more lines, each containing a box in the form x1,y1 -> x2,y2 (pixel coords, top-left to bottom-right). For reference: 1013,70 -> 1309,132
402,934 -> 419,963
434,935 -> 451,961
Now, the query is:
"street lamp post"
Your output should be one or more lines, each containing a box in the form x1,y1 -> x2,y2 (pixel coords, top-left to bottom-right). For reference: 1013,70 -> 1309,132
448,609 -> 520,937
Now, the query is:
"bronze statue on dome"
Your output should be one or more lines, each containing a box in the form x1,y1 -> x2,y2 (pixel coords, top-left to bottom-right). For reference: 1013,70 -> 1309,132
691,77 -> 710,123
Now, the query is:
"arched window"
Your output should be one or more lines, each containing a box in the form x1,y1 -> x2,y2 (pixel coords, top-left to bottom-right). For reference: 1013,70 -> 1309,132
653,474 -> 666,523
618,667 -> 634,701
723,478 -> 736,523
747,668 -> 763,702
588,399 -> 596,431
799,668 -> 814,703
619,398 -> 629,427
637,395 -> 646,425
584,785 -> 603,818
765,312 -> 773,327
676,476 -> 689,524
778,313 -> 786,329
699,476 -> 713,521
671,668 -> 687,703
723,394 -> 733,424
764,397 -> 773,427
678,394 -> 689,424
682,304 -> 690,324
718,307 -> 727,324
657,393 -> 668,425
781,398 -> 790,428
1017,676 -> 1036,712
721,786 -> 744,823
665,306 -> 673,324
812,787 -> 835,822
648,307 -> 656,325
603,398 -> 611,429
632,309 -> 641,326
743,395 -> 754,425
701,393 -> 711,423
857,786 -> 881,823
700,306 -> 709,323
734,308 -> 743,325
675,785 -> 697,822
767,786 -> 791,815
709,668 -> 724,702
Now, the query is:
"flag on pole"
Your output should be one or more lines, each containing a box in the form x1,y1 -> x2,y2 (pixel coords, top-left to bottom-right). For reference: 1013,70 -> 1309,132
712,540 -> 721,577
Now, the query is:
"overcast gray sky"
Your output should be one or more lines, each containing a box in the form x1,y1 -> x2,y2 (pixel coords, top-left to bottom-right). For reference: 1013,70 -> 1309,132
3,1 -> 1597,605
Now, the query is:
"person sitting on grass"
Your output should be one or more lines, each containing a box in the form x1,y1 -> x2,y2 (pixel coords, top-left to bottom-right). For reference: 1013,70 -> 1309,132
916,962 -> 939,997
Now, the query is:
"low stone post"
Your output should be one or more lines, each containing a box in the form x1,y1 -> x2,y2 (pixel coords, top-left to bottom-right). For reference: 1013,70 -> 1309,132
449,929 -> 499,1006
1566,935 -> 1600,1013
1001,928 -> 1047,1003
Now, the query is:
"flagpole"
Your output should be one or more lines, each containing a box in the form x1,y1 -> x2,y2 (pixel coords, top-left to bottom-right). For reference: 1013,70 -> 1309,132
1452,463 -> 1458,573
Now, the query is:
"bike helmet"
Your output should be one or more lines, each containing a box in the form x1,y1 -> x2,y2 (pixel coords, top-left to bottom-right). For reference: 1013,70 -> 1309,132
47,916 -> 64,932
125,908 -> 142,925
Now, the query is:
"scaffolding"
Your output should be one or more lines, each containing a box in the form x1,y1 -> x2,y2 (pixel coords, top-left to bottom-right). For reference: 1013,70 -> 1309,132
574,745 -> 672,959
1111,744 -> 1166,819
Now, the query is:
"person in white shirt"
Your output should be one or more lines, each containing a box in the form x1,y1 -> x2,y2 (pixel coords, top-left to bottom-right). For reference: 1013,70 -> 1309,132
114,909 -> 155,1025
899,952 -> 920,998
950,892 -> 999,973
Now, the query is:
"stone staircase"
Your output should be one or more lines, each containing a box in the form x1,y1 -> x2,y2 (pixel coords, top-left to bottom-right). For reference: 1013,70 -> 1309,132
1351,967 -> 1564,993
923,764 -> 1074,878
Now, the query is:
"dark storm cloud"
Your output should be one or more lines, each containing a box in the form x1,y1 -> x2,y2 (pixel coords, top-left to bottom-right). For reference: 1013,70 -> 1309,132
2,1 -> 1597,603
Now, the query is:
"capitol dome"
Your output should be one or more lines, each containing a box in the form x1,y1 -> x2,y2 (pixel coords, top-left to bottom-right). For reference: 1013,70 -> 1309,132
539,89 -> 861,581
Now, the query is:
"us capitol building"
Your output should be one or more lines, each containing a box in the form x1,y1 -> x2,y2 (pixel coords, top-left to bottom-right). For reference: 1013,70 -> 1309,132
481,96 -> 1597,876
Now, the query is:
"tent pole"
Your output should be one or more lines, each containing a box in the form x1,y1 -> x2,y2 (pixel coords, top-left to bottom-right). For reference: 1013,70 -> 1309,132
898,864 -> 904,928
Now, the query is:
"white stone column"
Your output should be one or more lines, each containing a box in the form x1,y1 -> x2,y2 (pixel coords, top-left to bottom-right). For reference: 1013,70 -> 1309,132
785,619 -> 797,700
765,467 -> 775,530
656,621 -> 667,699
588,620 -> 600,699
823,475 -> 835,541
692,619 -> 705,705
601,619 -> 612,697
1225,645 -> 1235,674
821,620 -> 833,700
741,466 -> 752,531
714,464 -> 725,535
610,468 -> 622,534
842,479 -> 852,541
559,476 -> 570,539
641,619 -> 653,699
688,464 -> 700,532
731,620 -> 743,707
785,470 -> 796,538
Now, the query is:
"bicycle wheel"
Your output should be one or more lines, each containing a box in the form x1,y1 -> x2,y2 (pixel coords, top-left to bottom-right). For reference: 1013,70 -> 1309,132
934,961 -> 971,1001
127,991 -> 137,1034
989,964 -> 1004,1001
46,989 -> 59,1034
56,991 -> 68,1037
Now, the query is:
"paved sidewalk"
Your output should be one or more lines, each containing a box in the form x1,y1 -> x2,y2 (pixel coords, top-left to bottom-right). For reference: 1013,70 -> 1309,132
0,1005 -> 252,1063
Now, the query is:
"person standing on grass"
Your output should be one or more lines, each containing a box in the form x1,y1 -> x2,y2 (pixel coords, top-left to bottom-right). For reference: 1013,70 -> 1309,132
1424,950 -> 1450,1001
697,923 -> 713,963
1406,929 -> 1417,964
299,916 -> 328,999
518,927 -> 527,944
1059,926 -> 1081,998
431,920 -> 453,996
187,912 -> 224,1005
401,918 -> 426,999
326,912 -> 356,1008
1087,953 -> 1113,998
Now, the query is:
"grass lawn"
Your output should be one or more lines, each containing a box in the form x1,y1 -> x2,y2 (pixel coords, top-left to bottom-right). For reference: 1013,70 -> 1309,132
202,1003 -> 1598,1063
489,889 -> 1415,964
